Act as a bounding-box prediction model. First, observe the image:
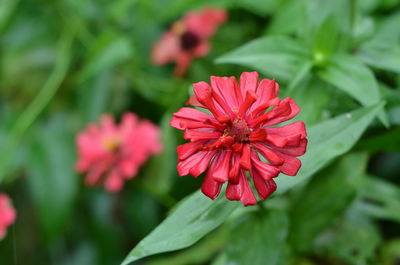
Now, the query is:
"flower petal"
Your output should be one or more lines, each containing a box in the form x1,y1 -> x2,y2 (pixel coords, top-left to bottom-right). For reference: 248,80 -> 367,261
251,169 -> 277,200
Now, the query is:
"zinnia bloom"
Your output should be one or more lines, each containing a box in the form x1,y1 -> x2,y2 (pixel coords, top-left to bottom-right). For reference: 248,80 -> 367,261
170,72 -> 307,206
76,113 -> 162,192
0,193 -> 16,240
151,7 -> 227,76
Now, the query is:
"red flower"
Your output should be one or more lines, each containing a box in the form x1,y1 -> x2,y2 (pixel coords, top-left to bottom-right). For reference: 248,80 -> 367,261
0,193 -> 16,240
151,7 -> 227,76
76,113 -> 162,192
170,72 -> 307,206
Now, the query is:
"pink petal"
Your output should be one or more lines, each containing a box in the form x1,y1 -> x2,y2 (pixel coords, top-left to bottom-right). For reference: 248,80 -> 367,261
177,141 -> 205,161
151,32 -> 181,65
193,41 -> 210,57
250,79 -> 279,111
174,52 -> 192,76
265,121 -> 307,139
189,151 -> 216,177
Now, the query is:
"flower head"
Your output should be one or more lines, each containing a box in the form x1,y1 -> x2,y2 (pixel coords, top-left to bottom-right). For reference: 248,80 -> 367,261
170,72 -> 307,206
0,193 -> 16,240
76,113 -> 162,192
151,7 -> 227,76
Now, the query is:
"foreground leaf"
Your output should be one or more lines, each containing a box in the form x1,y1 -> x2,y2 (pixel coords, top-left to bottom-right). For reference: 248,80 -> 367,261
288,152 -> 368,252
276,102 -> 384,192
226,209 -> 289,265
120,191 -> 239,265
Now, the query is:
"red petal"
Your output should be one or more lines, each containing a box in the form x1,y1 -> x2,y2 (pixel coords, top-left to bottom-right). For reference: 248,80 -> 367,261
250,153 -> 280,180
177,141 -> 205,161
210,76 -> 240,110
201,160 -> 223,200
184,130 -> 222,141
238,171 -> 257,206
266,134 -> 288,148
251,169 -> 277,200
240,144 -> 252,170
239,72 -> 259,100
193,81 -> 225,118
252,142 -> 284,166
263,97 -> 300,126
212,150 -> 232,182
229,152 -> 241,184
170,107 -> 213,130
275,151 -> 302,176
237,90 -> 257,117
177,151 -> 212,176
189,151 -> 216,177
269,138 -> 307,156
265,121 -> 307,139
250,79 -> 279,111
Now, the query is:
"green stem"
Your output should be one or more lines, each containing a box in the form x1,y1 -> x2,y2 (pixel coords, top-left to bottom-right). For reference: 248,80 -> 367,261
0,28 -> 75,182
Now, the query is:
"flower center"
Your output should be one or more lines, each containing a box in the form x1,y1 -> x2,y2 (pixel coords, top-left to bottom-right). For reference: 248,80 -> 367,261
224,118 -> 251,142
180,32 -> 200,50
102,137 -> 121,152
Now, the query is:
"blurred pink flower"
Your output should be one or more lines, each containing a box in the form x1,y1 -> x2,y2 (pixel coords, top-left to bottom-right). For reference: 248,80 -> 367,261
0,193 -> 16,240
151,7 -> 227,76
76,113 -> 162,192
170,72 -> 307,206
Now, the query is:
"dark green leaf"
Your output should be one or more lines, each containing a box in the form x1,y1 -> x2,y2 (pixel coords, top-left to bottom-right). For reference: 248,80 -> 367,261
120,191 -> 239,265
355,176 -> 400,222
26,114 -> 78,241
314,210 -> 381,265
288,152 -> 368,252
226,209 -> 289,265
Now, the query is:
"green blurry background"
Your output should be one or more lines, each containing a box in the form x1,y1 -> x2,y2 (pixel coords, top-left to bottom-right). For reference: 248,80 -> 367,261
1,0 -> 400,264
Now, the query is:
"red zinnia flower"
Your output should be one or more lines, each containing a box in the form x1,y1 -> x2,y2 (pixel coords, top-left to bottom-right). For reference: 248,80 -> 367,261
151,7 -> 227,76
170,72 -> 307,206
76,113 -> 162,192
0,193 -> 16,240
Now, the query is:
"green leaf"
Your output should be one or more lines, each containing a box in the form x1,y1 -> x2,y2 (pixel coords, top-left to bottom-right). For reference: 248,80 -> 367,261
314,210 -> 381,265
77,70 -> 112,123
142,112 -> 178,196
26,114 -> 79,242
79,31 -> 134,82
276,102 -> 384,192
234,0 -> 279,16
312,16 -> 339,66
316,53 -> 387,125
357,12 -> 400,73
226,209 -> 289,265
216,36 -> 311,81
355,176 -> 400,222
290,78 -> 331,125
120,191 -> 239,265
288,152 -> 368,252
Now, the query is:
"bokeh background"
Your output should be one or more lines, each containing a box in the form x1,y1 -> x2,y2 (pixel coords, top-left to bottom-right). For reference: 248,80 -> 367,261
1,0 -> 400,264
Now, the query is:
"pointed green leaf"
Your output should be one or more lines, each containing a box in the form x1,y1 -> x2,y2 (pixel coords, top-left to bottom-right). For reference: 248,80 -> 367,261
276,102 -> 384,192
288,152 -> 368,251
120,191 -> 239,265
226,209 -> 289,265
216,36 -> 310,81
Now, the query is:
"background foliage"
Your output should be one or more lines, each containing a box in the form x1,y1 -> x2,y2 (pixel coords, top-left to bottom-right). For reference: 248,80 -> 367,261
1,0 -> 400,264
